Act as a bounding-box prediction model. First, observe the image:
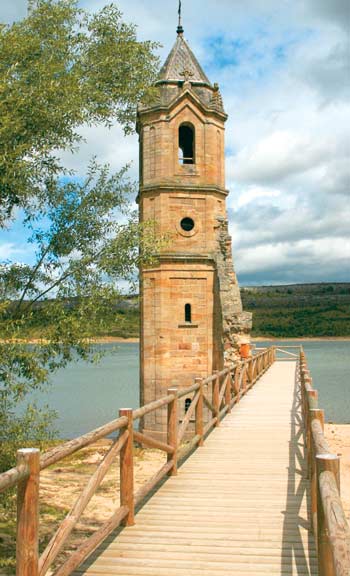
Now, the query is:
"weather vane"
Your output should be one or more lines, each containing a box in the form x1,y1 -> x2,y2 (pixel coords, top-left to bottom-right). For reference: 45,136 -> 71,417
177,0 -> 184,34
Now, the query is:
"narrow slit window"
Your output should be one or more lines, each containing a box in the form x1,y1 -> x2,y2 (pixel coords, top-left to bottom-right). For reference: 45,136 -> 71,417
185,398 -> 192,413
179,124 -> 195,164
185,303 -> 192,323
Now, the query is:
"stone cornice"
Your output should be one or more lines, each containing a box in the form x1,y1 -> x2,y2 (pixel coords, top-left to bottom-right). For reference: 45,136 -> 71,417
142,253 -> 216,269
137,88 -> 228,125
159,253 -> 214,262
137,184 -> 229,202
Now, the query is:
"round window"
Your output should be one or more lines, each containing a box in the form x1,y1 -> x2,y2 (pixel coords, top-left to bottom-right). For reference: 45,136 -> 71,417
180,217 -> 195,232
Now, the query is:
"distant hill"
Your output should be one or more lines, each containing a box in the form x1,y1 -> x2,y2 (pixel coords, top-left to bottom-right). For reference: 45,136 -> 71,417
241,283 -> 350,337
10,283 -> 350,339
107,282 -> 350,339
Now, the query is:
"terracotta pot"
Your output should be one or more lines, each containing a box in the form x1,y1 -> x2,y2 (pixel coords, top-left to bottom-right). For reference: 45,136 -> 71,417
240,343 -> 250,359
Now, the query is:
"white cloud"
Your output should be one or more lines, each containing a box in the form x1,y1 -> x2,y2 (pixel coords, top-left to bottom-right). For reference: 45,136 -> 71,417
1,0 -> 349,284
235,237 -> 350,284
304,0 -> 350,32
0,242 -> 28,259
236,186 -> 281,209
58,124 -> 139,179
233,131 -> 331,184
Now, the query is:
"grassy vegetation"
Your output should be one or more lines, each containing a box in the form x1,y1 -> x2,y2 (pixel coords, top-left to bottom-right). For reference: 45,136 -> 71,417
0,442 -> 160,574
242,283 -> 350,338
11,296 -> 140,340
97,283 -> 350,339
7,283 -> 350,341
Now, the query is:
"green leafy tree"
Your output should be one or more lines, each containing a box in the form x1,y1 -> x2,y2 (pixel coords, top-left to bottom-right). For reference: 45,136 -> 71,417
0,0 -> 158,221
0,0 -> 161,474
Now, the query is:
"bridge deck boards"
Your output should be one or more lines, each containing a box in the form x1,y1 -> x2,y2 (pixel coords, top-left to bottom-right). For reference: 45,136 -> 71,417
74,361 -> 318,575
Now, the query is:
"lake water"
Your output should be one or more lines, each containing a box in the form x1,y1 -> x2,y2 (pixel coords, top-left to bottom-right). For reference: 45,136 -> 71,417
26,341 -> 350,438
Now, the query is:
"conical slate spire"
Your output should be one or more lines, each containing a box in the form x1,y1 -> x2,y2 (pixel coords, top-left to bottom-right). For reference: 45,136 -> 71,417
158,33 -> 211,85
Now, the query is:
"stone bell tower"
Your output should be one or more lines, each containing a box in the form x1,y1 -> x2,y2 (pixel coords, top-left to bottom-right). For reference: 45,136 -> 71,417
137,22 -> 251,440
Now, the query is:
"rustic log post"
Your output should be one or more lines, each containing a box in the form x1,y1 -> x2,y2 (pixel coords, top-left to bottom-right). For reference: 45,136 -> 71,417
119,409 -> 134,526
248,359 -> 253,386
195,378 -> 204,446
306,390 -> 318,479
225,372 -> 232,413
213,371 -> 220,426
311,408 -> 325,431
249,360 -> 254,384
308,390 -> 319,410
234,365 -> 241,403
300,367 -> 307,455
316,454 -> 340,576
167,387 -> 178,475
304,372 -> 313,389
242,364 -> 247,393
16,448 -> 40,576
300,363 -> 306,415
310,408 -> 325,537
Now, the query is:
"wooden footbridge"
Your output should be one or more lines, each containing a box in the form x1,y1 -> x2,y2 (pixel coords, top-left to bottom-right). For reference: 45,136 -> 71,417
1,347 -> 350,575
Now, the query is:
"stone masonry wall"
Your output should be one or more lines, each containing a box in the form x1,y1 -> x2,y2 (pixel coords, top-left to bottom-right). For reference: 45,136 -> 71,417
214,217 -> 252,365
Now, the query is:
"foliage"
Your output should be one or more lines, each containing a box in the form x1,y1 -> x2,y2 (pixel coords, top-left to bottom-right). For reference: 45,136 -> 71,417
45,283 -> 350,341
0,0 -> 161,475
0,0 -> 159,222
241,283 -> 350,337
0,162 -> 165,473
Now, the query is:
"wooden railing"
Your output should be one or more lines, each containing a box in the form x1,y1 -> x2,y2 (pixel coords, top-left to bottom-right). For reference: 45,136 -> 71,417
254,345 -> 300,361
299,349 -> 350,576
0,347 -> 274,576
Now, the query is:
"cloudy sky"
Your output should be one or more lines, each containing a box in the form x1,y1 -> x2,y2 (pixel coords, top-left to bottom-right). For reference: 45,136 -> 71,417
1,0 -> 349,285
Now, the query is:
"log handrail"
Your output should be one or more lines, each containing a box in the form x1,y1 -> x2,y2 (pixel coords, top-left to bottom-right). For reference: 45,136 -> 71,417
132,394 -> 175,420
40,415 -> 129,470
53,506 -> 129,576
203,391 -> 216,415
177,390 -> 200,445
218,374 -> 229,408
299,348 -> 350,576
319,470 -> 350,576
135,460 -> 174,506
275,347 -> 298,357
0,462 -> 29,493
0,347 -> 274,576
133,430 -> 174,454
38,430 -> 129,576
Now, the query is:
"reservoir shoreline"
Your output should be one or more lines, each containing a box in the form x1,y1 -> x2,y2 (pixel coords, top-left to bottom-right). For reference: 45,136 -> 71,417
4,336 -> 350,344
16,340 -> 350,437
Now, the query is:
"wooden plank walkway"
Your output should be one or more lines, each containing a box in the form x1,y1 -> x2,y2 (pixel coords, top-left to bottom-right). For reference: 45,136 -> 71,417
75,360 -> 318,576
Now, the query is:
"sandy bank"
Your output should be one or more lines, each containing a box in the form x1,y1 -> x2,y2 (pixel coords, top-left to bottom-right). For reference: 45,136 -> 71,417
252,336 -> 350,342
2,336 -> 350,344
324,423 -> 350,522
93,336 -> 350,343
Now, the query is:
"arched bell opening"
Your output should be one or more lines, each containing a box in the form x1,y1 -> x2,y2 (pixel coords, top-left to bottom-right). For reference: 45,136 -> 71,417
178,123 -> 195,164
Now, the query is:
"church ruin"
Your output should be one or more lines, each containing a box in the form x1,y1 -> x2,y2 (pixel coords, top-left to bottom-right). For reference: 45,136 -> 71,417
137,22 -> 252,439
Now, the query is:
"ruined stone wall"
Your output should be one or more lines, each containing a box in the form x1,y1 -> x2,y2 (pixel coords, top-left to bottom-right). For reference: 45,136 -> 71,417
214,217 -> 252,365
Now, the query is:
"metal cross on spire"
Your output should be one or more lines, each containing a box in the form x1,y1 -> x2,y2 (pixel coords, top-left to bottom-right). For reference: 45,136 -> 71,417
177,0 -> 184,34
